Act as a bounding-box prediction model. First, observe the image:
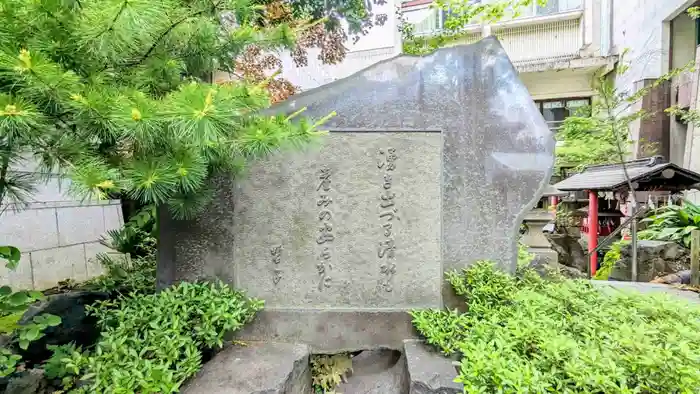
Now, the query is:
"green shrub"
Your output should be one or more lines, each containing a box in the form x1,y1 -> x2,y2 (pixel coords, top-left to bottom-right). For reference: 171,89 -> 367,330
0,247 -> 61,377
639,200 -> 700,247
63,281 -> 263,393
82,253 -> 156,296
413,261 -> 700,393
43,343 -> 84,390
101,206 -> 157,258
595,240 -> 627,280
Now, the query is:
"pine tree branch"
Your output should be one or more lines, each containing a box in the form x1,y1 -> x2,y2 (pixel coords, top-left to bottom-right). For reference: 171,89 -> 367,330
0,148 -> 10,207
97,0 -> 129,37
126,0 -> 225,69
126,10 -> 207,68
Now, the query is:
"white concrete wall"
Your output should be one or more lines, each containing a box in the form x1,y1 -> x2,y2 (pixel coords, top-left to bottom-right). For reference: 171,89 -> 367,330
611,0 -> 695,163
612,0 -> 695,93
217,0 -> 401,92
669,12 -> 696,166
520,69 -> 595,100
0,161 -> 122,290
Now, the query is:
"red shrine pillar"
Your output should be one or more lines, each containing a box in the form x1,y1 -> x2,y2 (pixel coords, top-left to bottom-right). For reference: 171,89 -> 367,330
588,190 -> 598,276
549,196 -> 559,210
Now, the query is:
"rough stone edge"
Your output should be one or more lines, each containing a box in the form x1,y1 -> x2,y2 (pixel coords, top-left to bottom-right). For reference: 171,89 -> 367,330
280,343 -> 312,394
403,339 -> 462,394
181,341 -> 311,394
232,309 -> 418,352
590,280 -> 700,304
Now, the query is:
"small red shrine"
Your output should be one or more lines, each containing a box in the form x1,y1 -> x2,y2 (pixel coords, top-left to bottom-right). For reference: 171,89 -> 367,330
552,156 -> 700,276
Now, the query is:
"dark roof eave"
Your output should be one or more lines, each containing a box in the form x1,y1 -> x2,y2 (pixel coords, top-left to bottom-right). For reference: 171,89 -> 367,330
552,163 -> 700,192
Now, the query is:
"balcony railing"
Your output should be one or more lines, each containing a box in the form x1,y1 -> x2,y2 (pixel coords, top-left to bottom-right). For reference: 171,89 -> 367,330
409,5 -> 583,67
496,17 -> 582,66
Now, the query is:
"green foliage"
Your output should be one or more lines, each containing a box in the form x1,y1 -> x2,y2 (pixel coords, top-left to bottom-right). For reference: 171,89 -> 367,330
595,240 -> 627,280
517,240 -> 534,270
413,249 -> 534,356
311,353 -> 353,393
411,308 -> 471,355
556,103 -> 624,170
83,253 -> 156,296
0,277 -> 61,377
0,347 -> 20,377
401,0 -> 546,55
44,343 -> 85,390
639,200 -> 700,247
63,281 -> 263,393
558,52 -> 693,171
15,313 -> 61,350
101,205 -> 157,257
414,261 -> 700,393
0,311 -> 22,334
0,0 -> 331,221
0,245 -> 21,270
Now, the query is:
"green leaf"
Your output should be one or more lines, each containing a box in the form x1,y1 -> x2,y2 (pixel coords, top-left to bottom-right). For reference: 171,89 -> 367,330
8,291 -> 30,306
0,286 -> 12,296
24,326 -> 40,341
44,314 -> 61,327
655,227 -> 681,240
18,339 -> 29,350
0,246 -> 21,270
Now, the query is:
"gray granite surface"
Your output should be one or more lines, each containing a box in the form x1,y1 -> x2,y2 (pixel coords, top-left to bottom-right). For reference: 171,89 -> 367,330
404,340 -> 462,394
181,342 -> 310,394
158,36 -> 555,346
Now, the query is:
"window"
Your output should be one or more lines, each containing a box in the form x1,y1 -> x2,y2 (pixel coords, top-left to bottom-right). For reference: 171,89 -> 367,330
536,0 -> 559,16
535,97 -> 591,131
440,0 -> 481,28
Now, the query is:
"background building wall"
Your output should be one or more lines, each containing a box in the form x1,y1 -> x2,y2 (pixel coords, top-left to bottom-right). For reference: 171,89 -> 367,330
217,0 -> 401,92
0,159 -> 122,290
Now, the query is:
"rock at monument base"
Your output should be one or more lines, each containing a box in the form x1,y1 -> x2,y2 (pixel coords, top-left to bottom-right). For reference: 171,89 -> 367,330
18,291 -> 109,364
403,340 -> 461,394
543,232 -> 588,272
610,240 -> 690,282
337,349 -> 409,394
526,255 -> 586,280
3,369 -> 46,394
181,342 -> 310,394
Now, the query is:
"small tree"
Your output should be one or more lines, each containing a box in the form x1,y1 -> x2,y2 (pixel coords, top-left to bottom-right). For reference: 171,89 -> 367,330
235,0 -> 387,102
0,0 -> 333,220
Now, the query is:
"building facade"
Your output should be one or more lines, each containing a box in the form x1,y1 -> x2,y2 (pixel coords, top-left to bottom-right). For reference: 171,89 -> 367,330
610,0 -> 698,167
403,0 -> 616,131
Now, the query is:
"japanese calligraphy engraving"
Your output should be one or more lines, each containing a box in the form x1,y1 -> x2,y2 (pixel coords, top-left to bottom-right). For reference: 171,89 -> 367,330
316,166 -> 334,291
271,245 -> 282,285
377,147 -> 399,292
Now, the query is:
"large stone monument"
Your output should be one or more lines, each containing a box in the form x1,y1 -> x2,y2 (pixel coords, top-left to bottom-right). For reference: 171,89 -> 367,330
158,36 -> 555,351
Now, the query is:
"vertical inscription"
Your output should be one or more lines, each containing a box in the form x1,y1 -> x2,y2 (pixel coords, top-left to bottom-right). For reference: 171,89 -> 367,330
271,245 -> 282,285
316,167 -> 334,291
377,148 -> 399,292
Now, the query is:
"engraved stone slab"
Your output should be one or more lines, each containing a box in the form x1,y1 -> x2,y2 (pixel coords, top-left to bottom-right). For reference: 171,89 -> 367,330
157,36 -> 555,347
232,132 -> 441,309
259,36 -> 555,307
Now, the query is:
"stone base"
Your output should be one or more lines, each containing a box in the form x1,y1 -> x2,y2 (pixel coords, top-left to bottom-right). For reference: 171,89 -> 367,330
232,309 -> 419,352
182,339 -> 464,394
338,349 -> 409,393
404,340 -> 462,394
181,342 -> 311,394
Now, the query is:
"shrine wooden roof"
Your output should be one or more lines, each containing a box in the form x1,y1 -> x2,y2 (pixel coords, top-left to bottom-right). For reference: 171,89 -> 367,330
552,156 -> 700,192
